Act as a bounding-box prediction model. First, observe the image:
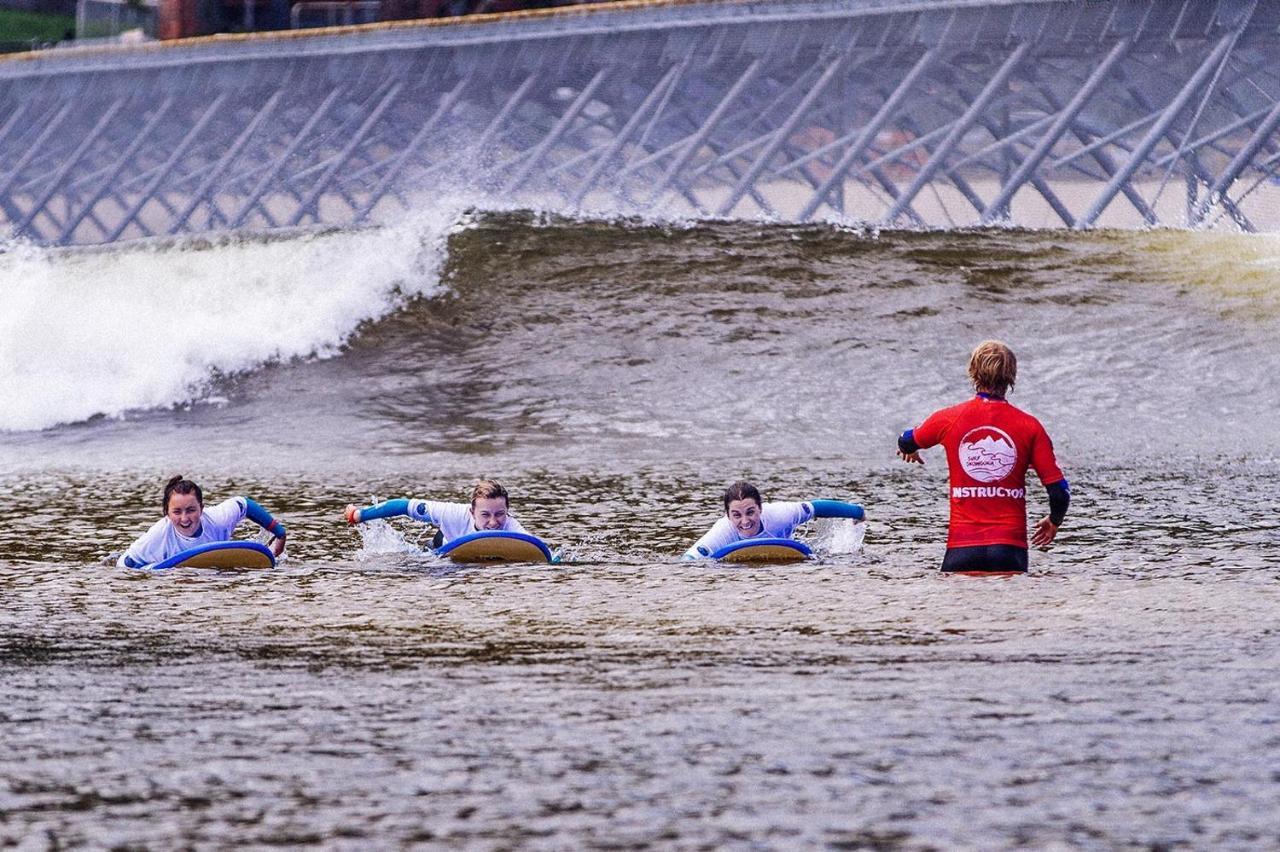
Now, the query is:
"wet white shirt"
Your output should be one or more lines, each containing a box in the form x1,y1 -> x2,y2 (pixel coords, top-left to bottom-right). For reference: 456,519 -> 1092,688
406,499 -> 528,544
117,497 -> 249,567
684,500 -> 814,559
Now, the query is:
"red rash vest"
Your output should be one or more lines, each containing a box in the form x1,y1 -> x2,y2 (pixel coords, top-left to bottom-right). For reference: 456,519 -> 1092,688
912,396 -> 1064,549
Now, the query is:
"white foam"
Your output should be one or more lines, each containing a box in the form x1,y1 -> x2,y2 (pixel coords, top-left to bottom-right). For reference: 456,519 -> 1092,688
0,208 -> 461,432
818,518 -> 866,555
353,518 -> 425,557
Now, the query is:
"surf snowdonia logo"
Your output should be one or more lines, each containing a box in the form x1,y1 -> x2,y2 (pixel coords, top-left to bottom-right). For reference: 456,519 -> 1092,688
958,426 -> 1018,483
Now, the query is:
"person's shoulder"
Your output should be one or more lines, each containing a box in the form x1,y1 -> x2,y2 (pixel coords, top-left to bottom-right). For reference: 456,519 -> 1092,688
699,516 -> 732,540
418,500 -> 470,521
919,398 -> 971,430
1003,401 -> 1050,433
764,501 -> 812,525
124,516 -> 172,561
201,497 -> 247,529
139,516 -> 170,537
931,398 -> 974,419
210,496 -> 247,516
410,497 -> 459,510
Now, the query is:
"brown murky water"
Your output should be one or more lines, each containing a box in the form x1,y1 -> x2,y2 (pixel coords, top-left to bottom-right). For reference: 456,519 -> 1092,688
2,217 -> 1278,847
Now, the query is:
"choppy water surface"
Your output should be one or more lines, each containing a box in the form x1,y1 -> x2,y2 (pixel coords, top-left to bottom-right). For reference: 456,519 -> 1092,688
2,216 -> 1279,848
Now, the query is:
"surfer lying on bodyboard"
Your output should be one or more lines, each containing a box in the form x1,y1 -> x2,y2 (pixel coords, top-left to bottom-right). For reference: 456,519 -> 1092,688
344,479 -> 553,563
683,480 -> 864,562
117,475 -> 287,569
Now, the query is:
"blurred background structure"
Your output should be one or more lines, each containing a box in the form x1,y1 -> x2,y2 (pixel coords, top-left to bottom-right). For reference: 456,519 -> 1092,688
1,0 -> 1278,245
0,0 -> 602,46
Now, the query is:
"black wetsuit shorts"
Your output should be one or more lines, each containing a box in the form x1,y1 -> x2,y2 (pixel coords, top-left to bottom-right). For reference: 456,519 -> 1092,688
941,544 -> 1028,573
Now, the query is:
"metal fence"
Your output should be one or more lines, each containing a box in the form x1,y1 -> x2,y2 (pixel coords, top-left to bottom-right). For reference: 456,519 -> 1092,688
2,0 -> 1279,246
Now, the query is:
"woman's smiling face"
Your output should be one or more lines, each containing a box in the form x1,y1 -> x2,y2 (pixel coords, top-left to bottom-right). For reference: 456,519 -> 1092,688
726,497 -> 763,537
166,491 -> 203,537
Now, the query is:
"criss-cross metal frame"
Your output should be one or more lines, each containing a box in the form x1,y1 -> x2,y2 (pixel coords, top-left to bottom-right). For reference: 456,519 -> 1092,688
1,0 -> 1278,245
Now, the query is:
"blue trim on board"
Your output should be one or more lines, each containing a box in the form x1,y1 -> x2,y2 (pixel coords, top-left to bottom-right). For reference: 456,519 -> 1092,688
143,540 -> 277,571
435,530 -> 554,563
710,537 -> 813,560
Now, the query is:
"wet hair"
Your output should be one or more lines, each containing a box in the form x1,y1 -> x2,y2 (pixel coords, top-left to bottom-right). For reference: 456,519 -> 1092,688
470,479 -> 510,509
722,480 -> 763,513
967,340 -> 1017,397
163,475 -> 203,513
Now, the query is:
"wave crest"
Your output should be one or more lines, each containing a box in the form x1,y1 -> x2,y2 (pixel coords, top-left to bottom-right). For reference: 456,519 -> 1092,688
0,209 -> 460,432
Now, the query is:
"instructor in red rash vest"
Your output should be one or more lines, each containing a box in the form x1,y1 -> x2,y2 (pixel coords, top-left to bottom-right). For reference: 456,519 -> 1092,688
897,340 -> 1069,573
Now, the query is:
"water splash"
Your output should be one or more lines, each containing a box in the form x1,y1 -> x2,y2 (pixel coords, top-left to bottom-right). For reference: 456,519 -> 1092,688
351,519 -> 425,558
815,518 -> 866,556
0,207 -> 463,432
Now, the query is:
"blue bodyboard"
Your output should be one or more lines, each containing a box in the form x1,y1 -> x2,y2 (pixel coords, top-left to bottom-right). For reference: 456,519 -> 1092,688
435,530 -> 553,564
711,537 -> 812,563
145,540 -> 276,571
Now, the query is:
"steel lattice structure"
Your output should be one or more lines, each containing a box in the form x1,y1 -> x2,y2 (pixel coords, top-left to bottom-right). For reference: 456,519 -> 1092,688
1,0 -> 1279,246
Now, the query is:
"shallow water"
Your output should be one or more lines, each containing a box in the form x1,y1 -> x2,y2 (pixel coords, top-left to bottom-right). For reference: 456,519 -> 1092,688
2,215 -> 1279,847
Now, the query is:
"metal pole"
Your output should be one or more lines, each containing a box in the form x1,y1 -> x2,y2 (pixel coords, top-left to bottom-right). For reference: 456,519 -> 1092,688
1028,176 -> 1075,228
17,99 -> 126,236
172,90 -> 284,232
1034,83 -> 1160,224
798,47 -> 937,220
105,94 -> 228,242
1150,102 -> 1274,169
503,66 -> 610,194
59,96 -> 176,243
645,59 -> 762,206
352,78 -> 470,222
1192,96 -> 1280,226
227,87 -> 344,229
1077,30 -> 1238,228
711,54 -> 849,216
0,100 -> 36,226
547,59 -> 686,183
570,59 -> 687,207
882,41 -> 1030,225
981,37 -> 1131,224
1148,19 -> 1247,215
0,102 -> 74,202
289,81 -> 403,225
0,100 -> 31,154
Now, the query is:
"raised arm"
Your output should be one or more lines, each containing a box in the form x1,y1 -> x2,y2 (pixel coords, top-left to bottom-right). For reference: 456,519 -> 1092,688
244,498 -> 288,556
809,499 -> 865,521
343,498 -> 410,525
